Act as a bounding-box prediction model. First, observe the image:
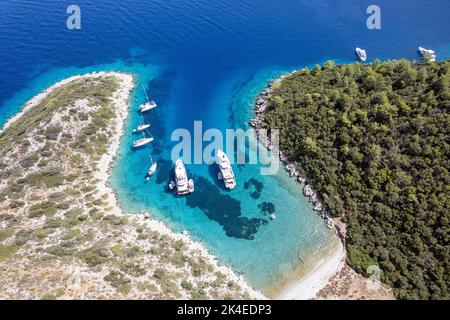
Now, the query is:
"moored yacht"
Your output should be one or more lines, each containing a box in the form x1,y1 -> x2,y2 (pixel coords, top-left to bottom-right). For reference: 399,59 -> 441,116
132,134 -> 153,148
173,159 -> 193,195
418,46 -> 436,62
133,123 -> 150,133
355,47 -> 367,62
148,157 -> 157,176
139,101 -> 157,113
216,149 -> 236,189
139,86 -> 157,113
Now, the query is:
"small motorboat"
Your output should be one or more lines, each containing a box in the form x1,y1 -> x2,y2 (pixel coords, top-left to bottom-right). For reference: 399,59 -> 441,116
148,157 -> 157,176
188,179 -> 195,193
139,85 -> 157,113
355,47 -> 367,62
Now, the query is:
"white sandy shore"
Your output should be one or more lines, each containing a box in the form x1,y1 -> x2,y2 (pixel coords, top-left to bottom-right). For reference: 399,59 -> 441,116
277,241 -> 346,300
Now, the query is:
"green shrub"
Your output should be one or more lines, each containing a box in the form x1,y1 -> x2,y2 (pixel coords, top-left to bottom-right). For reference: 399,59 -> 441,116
34,229 -> 50,239
103,215 -> 127,226
191,288 -> 207,300
25,169 -> 66,188
9,200 -> 25,209
0,227 -> 15,242
43,217 -> 62,229
45,243 -> 75,257
44,125 -> 63,140
19,154 -> 39,169
120,263 -> 146,277
181,280 -> 193,290
62,228 -> 81,241
15,229 -> 34,245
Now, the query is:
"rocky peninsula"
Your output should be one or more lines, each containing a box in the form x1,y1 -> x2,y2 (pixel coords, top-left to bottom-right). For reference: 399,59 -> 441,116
250,67 -> 394,300
0,72 -> 263,300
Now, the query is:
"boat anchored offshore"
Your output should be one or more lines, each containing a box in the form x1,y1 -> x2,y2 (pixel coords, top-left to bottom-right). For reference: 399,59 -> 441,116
132,132 -> 153,148
355,47 -> 367,62
172,159 -> 194,195
216,149 -> 236,189
418,47 -> 436,62
148,157 -> 157,176
188,179 -> 194,193
139,86 -> 157,113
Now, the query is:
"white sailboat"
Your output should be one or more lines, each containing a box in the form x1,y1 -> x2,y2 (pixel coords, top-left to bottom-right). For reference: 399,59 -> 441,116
173,159 -> 193,195
132,132 -> 153,148
139,85 -> 157,113
216,149 -> 236,189
355,47 -> 367,62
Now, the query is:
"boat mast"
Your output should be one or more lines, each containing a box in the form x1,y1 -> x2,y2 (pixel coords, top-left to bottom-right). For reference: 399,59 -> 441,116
142,85 -> 150,102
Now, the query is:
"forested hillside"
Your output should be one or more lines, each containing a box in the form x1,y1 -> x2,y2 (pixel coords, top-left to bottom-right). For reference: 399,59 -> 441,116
262,60 -> 449,299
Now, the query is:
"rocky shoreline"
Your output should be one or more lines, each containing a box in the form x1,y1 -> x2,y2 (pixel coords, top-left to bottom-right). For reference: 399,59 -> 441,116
249,70 -> 345,242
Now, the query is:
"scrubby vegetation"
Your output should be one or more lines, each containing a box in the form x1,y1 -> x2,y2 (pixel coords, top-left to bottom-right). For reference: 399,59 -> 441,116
262,60 -> 449,299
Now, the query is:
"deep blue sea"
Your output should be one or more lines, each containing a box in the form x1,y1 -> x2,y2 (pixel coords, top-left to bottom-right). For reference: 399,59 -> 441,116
1,0 -> 449,296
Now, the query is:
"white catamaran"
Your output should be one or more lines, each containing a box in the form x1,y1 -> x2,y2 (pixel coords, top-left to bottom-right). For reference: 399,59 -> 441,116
139,85 -> 157,113
216,149 -> 236,189
355,47 -> 367,62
